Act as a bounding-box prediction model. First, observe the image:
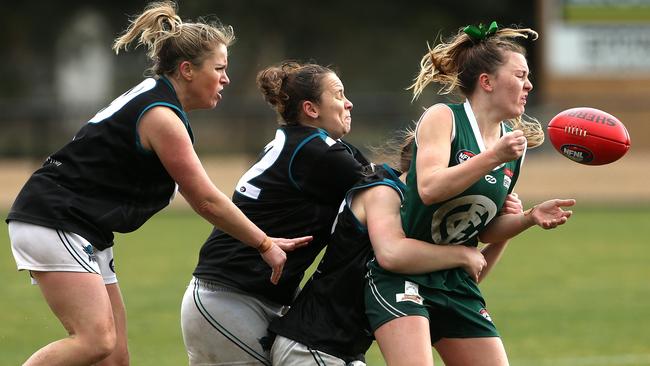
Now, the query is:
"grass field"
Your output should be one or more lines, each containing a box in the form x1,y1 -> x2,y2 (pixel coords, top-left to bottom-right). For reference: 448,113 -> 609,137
2,206 -> 650,365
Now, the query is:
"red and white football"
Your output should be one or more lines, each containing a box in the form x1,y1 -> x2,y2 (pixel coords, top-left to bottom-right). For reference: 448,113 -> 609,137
547,107 -> 631,165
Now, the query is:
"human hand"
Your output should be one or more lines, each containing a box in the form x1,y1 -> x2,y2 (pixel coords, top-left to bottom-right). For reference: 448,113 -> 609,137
501,192 -> 523,215
259,236 -> 312,284
493,130 -> 527,163
529,199 -> 576,229
271,236 -> 312,252
259,243 -> 286,285
460,246 -> 487,283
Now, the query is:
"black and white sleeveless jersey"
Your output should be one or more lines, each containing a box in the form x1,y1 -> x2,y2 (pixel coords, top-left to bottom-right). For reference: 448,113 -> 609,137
7,77 -> 190,250
269,164 -> 406,362
192,125 -> 368,305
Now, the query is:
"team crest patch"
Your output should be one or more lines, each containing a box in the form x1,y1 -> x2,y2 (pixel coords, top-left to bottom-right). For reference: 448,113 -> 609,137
430,195 -> 498,244
456,150 -> 476,164
83,245 -> 97,263
396,281 -> 423,305
480,308 -> 493,323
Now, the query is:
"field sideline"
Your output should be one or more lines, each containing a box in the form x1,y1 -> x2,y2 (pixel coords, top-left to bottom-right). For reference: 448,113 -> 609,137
1,205 -> 649,365
1,151 -> 649,210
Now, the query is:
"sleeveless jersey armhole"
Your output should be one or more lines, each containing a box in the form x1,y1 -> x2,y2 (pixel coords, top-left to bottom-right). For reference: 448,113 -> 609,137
135,103 -> 191,155
414,103 -> 455,148
343,164 -> 406,233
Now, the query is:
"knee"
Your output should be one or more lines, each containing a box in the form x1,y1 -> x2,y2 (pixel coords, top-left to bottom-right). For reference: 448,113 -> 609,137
104,339 -> 130,366
96,328 -> 118,359
98,348 -> 130,366
76,326 -> 117,363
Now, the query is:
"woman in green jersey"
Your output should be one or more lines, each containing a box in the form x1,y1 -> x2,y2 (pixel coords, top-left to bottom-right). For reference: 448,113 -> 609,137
365,22 -> 576,366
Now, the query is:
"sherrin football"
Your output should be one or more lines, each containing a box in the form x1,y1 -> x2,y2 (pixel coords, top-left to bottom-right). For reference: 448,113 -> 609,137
547,107 -> 631,165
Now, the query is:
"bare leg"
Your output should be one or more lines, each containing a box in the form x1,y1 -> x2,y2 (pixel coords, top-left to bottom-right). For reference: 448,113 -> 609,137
96,283 -> 129,366
435,337 -> 509,366
374,315 -> 433,366
23,271 -> 117,366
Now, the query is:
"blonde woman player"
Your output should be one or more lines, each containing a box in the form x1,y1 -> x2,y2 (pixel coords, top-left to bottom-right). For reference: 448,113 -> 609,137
365,22 -> 576,366
6,3 -> 309,365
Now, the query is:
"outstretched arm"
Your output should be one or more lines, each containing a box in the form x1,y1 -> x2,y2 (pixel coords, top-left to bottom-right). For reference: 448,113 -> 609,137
479,198 -> 576,244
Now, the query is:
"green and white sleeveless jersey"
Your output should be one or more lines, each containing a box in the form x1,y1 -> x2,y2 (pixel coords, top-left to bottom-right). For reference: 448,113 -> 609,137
401,101 -> 525,248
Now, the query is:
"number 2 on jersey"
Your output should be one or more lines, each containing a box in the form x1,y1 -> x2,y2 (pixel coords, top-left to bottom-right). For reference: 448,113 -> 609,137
235,130 -> 285,199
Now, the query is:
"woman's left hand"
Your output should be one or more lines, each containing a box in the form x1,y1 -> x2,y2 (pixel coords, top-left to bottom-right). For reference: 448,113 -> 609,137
529,199 -> 576,229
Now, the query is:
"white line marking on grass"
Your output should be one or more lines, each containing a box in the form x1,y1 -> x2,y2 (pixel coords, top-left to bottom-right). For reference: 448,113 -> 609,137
514,354 -> 650,366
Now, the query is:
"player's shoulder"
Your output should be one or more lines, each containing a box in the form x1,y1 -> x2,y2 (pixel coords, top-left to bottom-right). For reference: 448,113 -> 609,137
354,164 -> 404,192
418,103 -> 454,125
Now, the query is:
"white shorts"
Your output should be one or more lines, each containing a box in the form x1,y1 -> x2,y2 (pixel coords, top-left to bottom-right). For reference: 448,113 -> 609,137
180,277 -> 286,366
8,221 -> 117,285
271,335 -> 365,366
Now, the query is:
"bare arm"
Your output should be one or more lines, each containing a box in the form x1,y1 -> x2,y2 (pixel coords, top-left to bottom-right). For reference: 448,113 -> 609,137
415,105 -> 527,204
355,185 -> 486,281
479,198 -> 576,243
138,107 -> 310,284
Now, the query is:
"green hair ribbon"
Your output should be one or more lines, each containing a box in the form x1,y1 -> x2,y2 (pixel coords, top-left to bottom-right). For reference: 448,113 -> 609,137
463,21 -> 499,41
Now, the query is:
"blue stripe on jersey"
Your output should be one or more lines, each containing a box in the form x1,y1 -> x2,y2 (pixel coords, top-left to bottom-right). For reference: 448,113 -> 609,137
343,176 -> 405,233
288,130 -> 329,190
135,102 -> 193,154
381,163 -> 407,194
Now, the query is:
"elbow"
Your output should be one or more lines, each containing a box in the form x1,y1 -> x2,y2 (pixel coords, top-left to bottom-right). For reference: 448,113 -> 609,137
478,232 -> 499,244
418,185 -> 443,206
375,251 -> 404,273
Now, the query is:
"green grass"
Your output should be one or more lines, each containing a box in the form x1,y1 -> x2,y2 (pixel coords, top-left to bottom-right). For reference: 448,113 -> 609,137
2,206 -> 650,365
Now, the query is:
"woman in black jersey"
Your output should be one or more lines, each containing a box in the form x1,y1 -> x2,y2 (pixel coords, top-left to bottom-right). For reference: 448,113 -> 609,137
181,61 -> 369,366
5,3 -> 309,365
268,137 -> 523,365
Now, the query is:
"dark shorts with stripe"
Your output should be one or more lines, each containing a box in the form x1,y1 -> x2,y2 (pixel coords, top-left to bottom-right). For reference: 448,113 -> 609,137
365,266 -> 499,343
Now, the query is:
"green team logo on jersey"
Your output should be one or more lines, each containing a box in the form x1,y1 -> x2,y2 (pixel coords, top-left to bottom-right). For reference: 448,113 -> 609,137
431,195 -> 497,244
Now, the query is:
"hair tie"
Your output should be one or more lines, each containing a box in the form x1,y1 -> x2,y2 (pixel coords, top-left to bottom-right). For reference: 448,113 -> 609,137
463,21 -> 498,42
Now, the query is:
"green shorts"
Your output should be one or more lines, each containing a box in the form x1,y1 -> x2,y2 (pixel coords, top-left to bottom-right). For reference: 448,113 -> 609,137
365,266 -> 499,343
